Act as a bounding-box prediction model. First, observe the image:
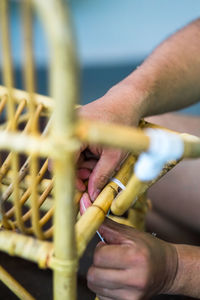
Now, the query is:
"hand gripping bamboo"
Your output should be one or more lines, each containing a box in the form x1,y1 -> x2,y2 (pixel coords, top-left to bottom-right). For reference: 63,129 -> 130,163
0,1 -> 200,300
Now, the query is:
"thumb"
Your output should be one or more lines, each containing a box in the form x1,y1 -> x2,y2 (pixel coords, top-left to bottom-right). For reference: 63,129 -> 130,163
88,149 -> 124,201
98,218 -> 127,245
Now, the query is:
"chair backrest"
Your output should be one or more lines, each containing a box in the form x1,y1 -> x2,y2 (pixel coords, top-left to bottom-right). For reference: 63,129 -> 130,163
0,0 -> 78,244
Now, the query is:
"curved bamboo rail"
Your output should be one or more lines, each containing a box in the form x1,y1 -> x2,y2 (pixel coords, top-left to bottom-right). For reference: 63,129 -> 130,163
0,1 -> 200,300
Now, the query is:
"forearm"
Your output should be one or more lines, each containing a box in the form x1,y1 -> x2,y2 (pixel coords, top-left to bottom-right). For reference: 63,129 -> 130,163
168,244 -> 200,297
107,18 -> 200,120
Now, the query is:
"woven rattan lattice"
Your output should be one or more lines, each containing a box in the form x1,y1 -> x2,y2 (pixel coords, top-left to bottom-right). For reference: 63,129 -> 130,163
0,1 -> 200,300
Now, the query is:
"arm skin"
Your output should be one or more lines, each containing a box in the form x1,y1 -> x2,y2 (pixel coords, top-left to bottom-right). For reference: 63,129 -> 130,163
171,244 -> 200,297
78,18 -> 200,200
87,219 -> 200,299
77,18 -> 200,298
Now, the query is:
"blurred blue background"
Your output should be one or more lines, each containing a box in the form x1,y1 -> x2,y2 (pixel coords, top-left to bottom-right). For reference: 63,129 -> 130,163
2,0 -> 200,113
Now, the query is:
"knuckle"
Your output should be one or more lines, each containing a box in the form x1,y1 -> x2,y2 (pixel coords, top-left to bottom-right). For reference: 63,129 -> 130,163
87,267 -> 96,284
137,275 -> 149,291
139,246 -> 151,264
97,174 -> 111,186
93,251 -> 102,266
132,244 -> 151,266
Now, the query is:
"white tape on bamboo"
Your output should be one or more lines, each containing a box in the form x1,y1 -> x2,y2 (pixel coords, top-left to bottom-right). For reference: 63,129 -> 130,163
111,177 -> 126,191
134,128 -> 184,181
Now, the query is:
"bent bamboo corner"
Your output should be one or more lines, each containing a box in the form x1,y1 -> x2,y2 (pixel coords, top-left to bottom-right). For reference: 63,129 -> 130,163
0,87 -> 200,260
0,1 -> 200,300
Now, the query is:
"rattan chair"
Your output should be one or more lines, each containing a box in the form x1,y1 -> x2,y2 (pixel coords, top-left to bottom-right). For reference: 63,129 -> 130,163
0,1 -> 200,300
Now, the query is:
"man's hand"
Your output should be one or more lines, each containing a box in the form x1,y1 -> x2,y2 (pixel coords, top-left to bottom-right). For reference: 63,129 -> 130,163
77,85 -> 142,201
87,219 -> 178,300
76,19 -> 200,200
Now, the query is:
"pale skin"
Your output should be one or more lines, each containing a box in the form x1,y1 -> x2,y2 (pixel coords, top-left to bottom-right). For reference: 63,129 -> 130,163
77,18 -> 200,299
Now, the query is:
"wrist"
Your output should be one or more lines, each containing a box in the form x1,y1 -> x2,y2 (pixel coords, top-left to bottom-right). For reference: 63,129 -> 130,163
159,242 -> 179,295
106,66 -> 156,125
167,244 -> 200,297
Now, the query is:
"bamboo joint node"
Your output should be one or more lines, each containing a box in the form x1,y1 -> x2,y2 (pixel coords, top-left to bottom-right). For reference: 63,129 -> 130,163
50,136 -> 81,157
49,256 -> 78,276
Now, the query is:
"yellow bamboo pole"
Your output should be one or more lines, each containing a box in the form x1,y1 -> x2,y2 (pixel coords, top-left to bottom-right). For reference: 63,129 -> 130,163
0,99 -> 28,182
0,265 -> 35,300
0,0 -> 24,233
76,119 -> 150,155
0,230 -> 53,268
21,0 -> 44,239
33,0 -> 79,299
6,159 -> 49,219
0,95 -> 7,114
76,155 -> 135,258
77,119 -> 200,159
0,85 -> 54,111
111,160 -> 178,216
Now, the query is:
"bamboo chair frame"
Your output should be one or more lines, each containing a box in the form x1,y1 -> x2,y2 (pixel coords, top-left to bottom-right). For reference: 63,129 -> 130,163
0,1 -> 200,299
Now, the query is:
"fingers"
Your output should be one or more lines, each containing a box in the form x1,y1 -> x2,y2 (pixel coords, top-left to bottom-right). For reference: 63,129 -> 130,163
79,159 -> 98,170
77,168 -> 91,180
76,157 -> 97,192
76,178 -> 86,192
99,218 -> 141,244
87,267 -> 125,290
80,192 -> 92,215
96,296 -> 113,300
93,243 -> 133,269
98,224 -> 127,245
87,149 -> 124,201
88,270 -> 140,300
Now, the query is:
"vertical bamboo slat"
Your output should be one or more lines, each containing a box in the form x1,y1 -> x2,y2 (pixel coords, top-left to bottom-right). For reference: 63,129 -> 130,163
1,2 -> 197,300
34,0 -> 79,298
0,266 -> 35,300
22,0 -> 44,239
0,0 -> 24,232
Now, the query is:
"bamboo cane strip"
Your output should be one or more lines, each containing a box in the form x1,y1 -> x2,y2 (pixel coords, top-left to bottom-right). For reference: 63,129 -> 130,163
2,175 -> 51,196
19,181 -> 53,224
39,206 -> 54,227
0,102 -> 43,184
79,119 -> 200,158
22,0 -> 37,132
21,0 -> 44,238
0,129 -> 51,155
139,119 -> 178,133
0,0 -> 25,232
0,1 -> 14,100
43,226 -> 53,239
140,120 -> 200,158
76,119 -> 150,155
0,113 -> 31,130
1,149 -> 43,205
6,99 -> 27,131
111,160 -> 179,216
33,0 -> 79,297
181,133 -> 200,158
0,95 -> 7,114
0,230 -> 53,268
29,155 -> 45,238
0,265 -> 35,300
76,155 -> 136,258
0,172 -> 10,230
0,99 -> 28,181
0,86 -> 54,111
5,159 -> 48,218
1,109 -> 49,206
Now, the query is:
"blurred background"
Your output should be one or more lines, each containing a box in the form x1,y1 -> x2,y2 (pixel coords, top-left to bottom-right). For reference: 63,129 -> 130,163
0,1 -> 199,299
4,0 -> 200,114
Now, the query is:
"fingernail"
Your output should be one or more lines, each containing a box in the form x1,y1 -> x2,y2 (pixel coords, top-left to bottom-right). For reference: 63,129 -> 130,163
91,189 -> 100,202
